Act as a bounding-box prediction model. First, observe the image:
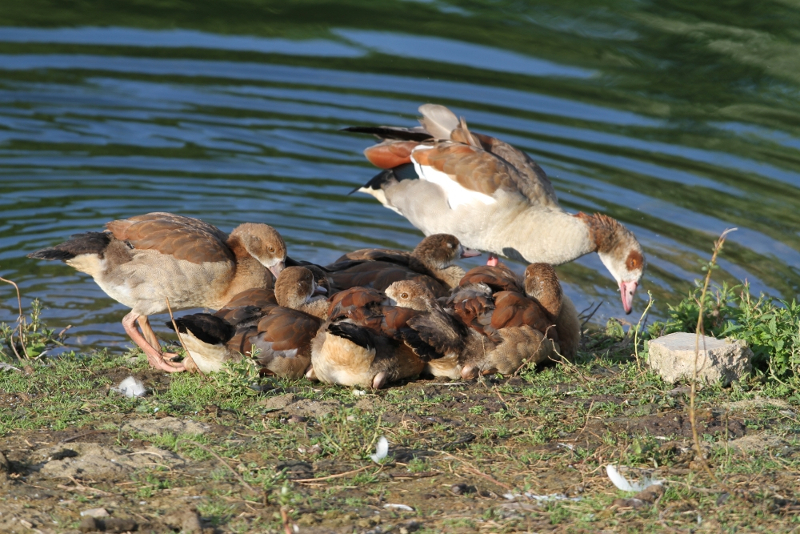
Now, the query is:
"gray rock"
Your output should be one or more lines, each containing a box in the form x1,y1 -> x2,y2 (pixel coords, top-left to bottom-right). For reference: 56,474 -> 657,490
647,332 -> 752,386
35,442 -> 183,479
121,417 -> 209,436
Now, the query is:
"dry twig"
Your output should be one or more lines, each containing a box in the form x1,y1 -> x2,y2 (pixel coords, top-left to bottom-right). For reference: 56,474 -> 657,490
689,228 -> 736,482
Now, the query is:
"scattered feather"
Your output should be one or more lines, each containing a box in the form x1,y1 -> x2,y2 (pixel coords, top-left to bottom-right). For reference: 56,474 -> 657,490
112,376 -> 146,398
353,389 -> 366,396
0,362 -> 21,372
606,465 -> 662,492
370,436 -> 389,463
503,492 -> 580,503
383,503 -> 413,511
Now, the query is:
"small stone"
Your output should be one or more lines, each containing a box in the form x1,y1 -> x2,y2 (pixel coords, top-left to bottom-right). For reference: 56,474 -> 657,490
78,516 -> 97,532
80,508 -> 109,518
647,333 -> 752,386
261,393 -> 297,412
102,517 -> 138,532
288,415 -> 307,424
450,483 -> 469,495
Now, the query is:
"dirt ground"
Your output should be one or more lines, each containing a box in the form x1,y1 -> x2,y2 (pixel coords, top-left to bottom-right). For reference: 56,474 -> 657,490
1,349 -> 799,533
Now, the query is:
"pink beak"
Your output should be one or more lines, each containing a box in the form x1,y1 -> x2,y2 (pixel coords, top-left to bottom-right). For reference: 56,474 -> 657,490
620,281 -> 638,315
460,246 -> 481,258
269,260 -> 285,280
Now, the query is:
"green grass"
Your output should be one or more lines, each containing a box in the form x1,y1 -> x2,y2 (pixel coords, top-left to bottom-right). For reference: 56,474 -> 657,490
1,285 -> 799,532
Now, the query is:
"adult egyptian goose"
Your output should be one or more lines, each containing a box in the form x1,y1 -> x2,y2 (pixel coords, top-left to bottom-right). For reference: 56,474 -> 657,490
310,286 -> 428,389
324,234 -> 479,298
345,104 -> 645,314
167,267 -> 326,376
27,212 -> 287,373
448,263 -> 580,377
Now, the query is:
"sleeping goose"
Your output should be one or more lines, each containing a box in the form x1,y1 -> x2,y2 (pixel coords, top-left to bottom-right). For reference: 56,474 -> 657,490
167,267 -> 326,376
27,212 -> 286,373
345,104 -> 645,314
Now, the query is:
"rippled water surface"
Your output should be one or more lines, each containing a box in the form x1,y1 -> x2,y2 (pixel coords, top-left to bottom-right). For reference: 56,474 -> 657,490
1,1 -> 799,353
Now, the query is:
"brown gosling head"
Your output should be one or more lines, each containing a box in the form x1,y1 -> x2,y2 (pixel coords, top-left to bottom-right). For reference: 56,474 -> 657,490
274,266 -> 323,309
384,280 -> 437,311
413,234 -> 480,269
523,263 -> 563,319
231,223 -> 287,279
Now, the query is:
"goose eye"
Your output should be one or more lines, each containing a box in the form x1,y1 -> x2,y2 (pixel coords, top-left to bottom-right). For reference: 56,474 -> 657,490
401,292 -> 409,299
268,246 -> 275,253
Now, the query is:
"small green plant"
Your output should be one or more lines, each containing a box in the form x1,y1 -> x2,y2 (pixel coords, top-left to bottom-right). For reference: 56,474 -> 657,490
648,282 -> 800,376
0,289 -> 66,362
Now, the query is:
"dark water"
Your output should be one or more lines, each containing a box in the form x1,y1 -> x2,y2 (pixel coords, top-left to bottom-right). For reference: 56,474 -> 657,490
1,1 -> 799,353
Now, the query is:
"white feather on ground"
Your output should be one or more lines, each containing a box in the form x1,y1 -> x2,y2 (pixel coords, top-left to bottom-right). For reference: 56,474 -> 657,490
606,464 -> 662,492
112,376 -> 146,398
370,436 -> 389,463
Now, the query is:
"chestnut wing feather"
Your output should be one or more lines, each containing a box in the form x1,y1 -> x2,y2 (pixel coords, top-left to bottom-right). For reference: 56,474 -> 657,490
106,212 -> 233,264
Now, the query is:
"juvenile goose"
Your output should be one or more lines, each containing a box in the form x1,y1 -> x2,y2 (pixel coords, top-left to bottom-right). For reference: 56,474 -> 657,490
324,234 -> 479,298
346,104 -> 645,314
383,280 -> 479,380
310,286 -> 427,389
167,267 -> 326,376
448,263 -> 579,377
28,212 -> 286,372
331,234 -> 480,290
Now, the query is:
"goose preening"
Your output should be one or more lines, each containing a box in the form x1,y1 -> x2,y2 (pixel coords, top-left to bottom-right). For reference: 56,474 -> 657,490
345,104 -> 645,314
28,212 -> 287,373
167,267 -> 327,376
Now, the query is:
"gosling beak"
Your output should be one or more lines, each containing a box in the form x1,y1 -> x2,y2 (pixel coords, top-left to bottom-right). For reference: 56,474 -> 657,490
619,281 -> 638,315
460,246 -> 482,258
269,260 -> 285,280
313,284 -> 327,295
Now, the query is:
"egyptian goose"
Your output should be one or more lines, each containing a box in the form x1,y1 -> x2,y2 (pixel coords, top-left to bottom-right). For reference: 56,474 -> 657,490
324,234 -> 479,298
346,104 -> 645,314
310,286 -> 437,389
331,234 -> 480,290
167,268 -> 326,376
448,263 -> 580,377
27,212 -> 287,373
383,280 -> 480,380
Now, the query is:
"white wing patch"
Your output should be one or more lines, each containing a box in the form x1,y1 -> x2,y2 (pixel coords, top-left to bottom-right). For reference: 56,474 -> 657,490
412,147 -> 496,210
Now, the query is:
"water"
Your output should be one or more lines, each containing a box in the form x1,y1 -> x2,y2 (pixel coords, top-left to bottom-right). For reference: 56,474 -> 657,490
1,1 -> 799,353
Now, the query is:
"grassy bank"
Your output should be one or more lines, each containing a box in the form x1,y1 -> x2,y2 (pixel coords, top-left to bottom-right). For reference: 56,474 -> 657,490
1,309 -> 799,532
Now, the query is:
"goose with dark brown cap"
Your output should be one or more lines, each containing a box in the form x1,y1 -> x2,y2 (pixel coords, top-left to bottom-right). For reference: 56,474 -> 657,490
324,234 -> 479,297
27,212 -> 287,373
167,267 -> 327,376
346,104 -> 645,314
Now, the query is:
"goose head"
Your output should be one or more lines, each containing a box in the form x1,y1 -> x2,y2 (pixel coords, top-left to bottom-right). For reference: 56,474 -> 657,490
231,223 -> 287,279
591,219 -> 644,315
384,280 -> 437,311
275,266 -> 326,309
413,234 -> 480,270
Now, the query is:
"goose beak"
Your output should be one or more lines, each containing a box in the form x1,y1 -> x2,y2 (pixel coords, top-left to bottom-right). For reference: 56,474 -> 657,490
620,281 -> 638,315
269,260 -> 285,280
460,246 -> 481,258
